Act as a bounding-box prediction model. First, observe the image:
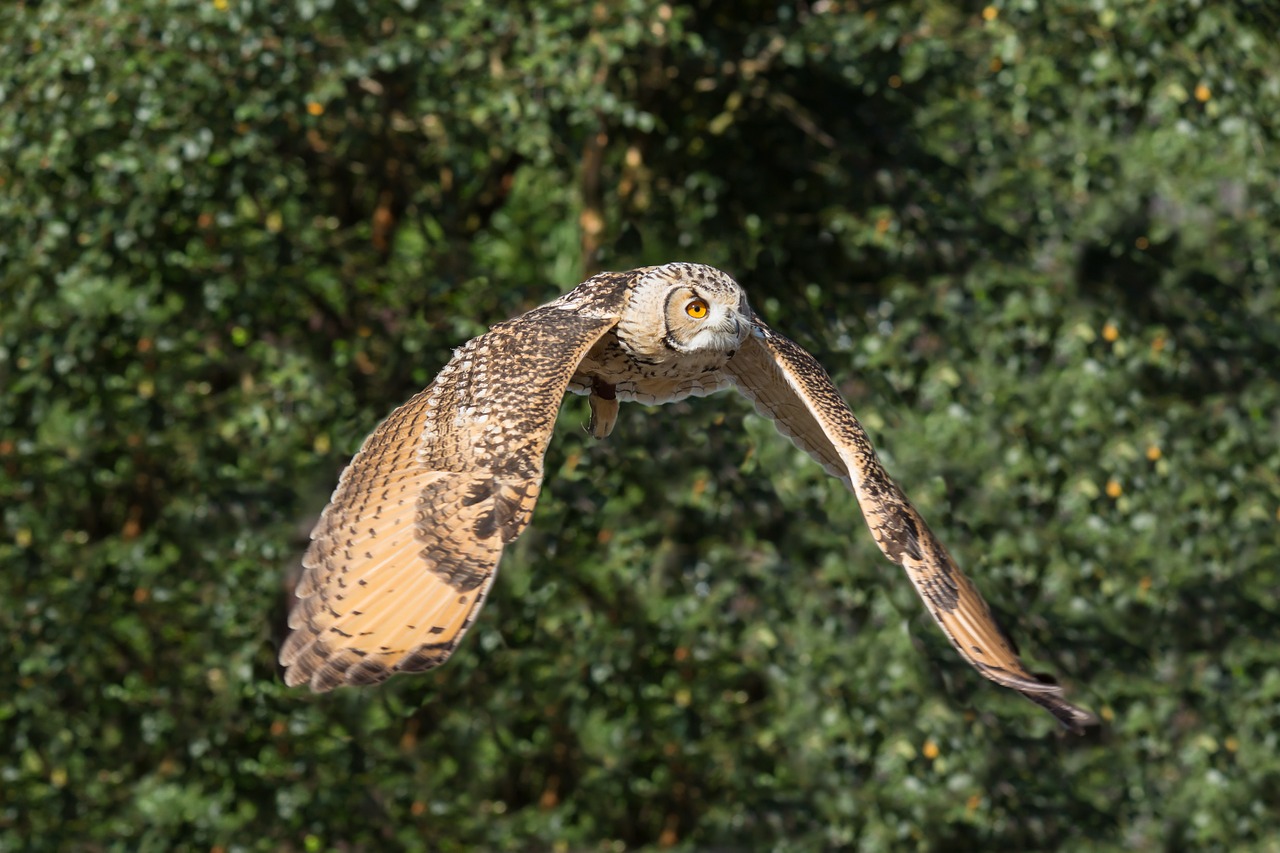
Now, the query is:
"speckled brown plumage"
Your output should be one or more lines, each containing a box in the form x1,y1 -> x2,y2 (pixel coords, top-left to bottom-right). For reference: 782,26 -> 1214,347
279,288 -> 625,690
281,263 -> 1096,732
725,317 -> 1098,732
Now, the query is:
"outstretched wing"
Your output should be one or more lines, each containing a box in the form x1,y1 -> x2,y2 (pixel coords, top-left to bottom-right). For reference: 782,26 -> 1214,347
725,319 -> 1096,732
280,300 -> 621,692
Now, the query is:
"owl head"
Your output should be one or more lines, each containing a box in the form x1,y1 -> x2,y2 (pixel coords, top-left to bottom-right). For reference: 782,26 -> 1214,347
622,263 -> 752,358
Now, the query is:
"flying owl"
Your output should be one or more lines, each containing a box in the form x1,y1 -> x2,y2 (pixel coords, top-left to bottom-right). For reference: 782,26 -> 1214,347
280,263 -> 1096,732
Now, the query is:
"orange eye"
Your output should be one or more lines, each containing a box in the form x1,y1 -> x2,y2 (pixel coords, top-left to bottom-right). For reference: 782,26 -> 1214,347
686,298 -> 709,319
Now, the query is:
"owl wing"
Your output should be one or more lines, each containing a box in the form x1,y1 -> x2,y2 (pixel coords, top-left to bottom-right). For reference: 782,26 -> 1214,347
725,318 -> 1096,732
280,297 -> 622,692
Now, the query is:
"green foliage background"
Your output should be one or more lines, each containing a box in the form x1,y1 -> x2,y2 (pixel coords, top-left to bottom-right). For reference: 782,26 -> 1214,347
3,0 -> 1279,849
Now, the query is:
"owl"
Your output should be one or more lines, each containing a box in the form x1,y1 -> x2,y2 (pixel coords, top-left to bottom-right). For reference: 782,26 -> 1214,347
280,263 -> 1096,732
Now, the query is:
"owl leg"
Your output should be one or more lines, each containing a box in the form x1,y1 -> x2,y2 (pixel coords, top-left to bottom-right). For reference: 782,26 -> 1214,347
588,379 -> 619,440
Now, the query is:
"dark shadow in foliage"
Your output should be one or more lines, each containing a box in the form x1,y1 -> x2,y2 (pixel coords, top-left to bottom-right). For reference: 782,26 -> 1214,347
606,3 -> 1030,333
1077,202 -> 1280,399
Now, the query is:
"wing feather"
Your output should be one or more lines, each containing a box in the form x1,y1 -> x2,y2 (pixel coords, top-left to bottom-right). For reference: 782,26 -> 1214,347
281,297 -> 622,691
725,318 -> 1096,732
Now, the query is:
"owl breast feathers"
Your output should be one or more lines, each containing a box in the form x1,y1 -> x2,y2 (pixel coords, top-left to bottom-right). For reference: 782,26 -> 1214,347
280,263 -> 1097,733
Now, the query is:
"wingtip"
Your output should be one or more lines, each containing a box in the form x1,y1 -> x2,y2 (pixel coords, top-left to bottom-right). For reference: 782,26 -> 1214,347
1006,670 -> 1100,734
1022,690 -> 1102,735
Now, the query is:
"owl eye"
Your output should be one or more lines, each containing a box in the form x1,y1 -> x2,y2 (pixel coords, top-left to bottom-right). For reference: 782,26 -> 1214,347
685,298 -> 710,319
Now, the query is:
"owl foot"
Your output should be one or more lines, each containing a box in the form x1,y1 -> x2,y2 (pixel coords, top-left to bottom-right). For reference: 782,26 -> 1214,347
588,379 -> 619,439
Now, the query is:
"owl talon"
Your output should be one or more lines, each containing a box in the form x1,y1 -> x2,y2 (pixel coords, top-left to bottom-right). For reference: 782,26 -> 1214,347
588,391 -> 619,439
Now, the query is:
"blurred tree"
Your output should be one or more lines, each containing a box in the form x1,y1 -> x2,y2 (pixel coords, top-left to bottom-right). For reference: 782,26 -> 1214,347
2,0 -> 1278,849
